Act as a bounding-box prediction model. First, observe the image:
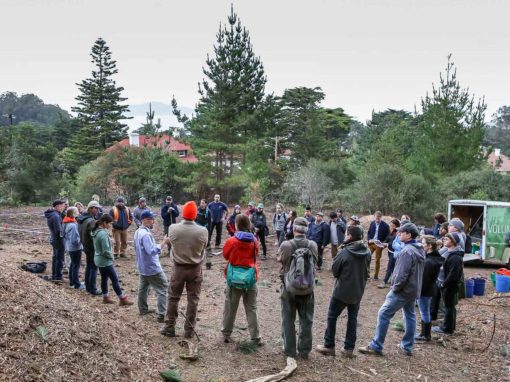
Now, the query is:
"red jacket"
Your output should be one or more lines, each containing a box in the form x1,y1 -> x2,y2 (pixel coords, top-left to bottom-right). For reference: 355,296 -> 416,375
223,234 -> 259,280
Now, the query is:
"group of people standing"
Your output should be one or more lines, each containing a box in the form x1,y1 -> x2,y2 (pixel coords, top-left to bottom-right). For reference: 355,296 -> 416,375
43,195 -> 467,361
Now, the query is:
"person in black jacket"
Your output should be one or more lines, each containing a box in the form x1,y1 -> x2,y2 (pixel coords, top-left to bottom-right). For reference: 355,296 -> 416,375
306,212 -> 330,271
377,219 -> 400,289
251,203 -> 268,259
44,199 -> 67,281
367,211 -> 390,280
432,232 -> 464,335
316,226 -> 371,358
328,211 -> 346,259
415,235 -> 443,341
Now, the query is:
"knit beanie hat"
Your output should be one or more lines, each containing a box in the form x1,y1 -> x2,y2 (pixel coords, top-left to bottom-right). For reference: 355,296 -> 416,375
449,218 -> 464,231
182,201 -> 198,220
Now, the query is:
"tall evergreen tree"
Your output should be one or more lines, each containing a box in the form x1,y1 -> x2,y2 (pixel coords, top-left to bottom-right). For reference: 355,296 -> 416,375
70,38 -> 130,160
173,6 -> 266,182
413,55 -> 486,175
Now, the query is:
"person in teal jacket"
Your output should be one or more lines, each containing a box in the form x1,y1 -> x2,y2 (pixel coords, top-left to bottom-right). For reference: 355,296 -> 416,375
92,214 -> 134,306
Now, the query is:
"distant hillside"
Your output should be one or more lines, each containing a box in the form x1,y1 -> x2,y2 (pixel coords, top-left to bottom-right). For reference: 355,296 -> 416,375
0,91 -> 71,126
125,102 -> 194,131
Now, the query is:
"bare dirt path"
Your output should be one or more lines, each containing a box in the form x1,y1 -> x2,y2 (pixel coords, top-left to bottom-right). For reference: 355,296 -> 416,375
0,208 -> 509,381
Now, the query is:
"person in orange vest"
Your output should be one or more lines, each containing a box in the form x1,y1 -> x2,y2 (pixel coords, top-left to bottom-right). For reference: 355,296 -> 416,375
109,197 -> 133,259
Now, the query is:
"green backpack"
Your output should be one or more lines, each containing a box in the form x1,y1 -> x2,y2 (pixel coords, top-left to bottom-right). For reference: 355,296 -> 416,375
226,243 -> 257,290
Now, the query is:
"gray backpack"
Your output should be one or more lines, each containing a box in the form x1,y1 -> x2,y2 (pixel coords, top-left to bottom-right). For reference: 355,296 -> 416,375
284,240 -> 316,295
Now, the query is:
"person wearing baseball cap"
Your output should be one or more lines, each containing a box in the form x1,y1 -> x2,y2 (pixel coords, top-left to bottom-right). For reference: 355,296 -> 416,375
133,197 -> 152,229
360,222 -> 425,357
245,201 -> 257,217
161,201 -> 209,339
134,210 -> 170,322
77,200 -> 103,295
277,216 -> 318,359
432,232 -> 464,335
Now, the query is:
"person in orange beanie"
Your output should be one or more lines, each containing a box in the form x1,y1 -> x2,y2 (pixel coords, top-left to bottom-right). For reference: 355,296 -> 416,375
160,201 -> 209,338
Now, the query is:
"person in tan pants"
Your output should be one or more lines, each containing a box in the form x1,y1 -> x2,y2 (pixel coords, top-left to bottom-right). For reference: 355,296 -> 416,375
109,197 -> 133,259
160,201 -> 208,338
367,211 -> 390,280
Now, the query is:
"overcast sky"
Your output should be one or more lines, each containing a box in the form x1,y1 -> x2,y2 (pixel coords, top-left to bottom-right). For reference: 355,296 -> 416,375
1,0 -> 509,122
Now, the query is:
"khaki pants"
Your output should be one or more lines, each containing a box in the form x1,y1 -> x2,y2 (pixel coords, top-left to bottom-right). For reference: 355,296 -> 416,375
222,285 -> 260,340
331,244 -> 338,259
165,263 -> 203,335
112,229 -> 128,255
368,242 -> 383,278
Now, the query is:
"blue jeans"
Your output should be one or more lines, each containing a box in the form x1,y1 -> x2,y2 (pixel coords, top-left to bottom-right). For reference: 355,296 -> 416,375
68,250 -> 82,288
51,242 -> 65,280
324,297 -> 360,350
370,290 -> 416,353
383,252 -> 396,284
99,265 -> 123,297
418,296 -> 432,323
84,248 -> 98,294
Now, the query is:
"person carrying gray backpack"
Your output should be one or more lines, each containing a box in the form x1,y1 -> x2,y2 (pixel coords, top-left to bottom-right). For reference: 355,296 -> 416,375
277,217 -> 318,359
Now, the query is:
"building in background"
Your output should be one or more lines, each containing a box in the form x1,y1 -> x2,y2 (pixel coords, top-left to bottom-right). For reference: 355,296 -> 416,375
117,134 -> 198,163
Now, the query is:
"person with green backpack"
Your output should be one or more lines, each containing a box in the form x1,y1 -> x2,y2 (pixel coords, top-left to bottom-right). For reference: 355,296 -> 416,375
221,214 -> 261,345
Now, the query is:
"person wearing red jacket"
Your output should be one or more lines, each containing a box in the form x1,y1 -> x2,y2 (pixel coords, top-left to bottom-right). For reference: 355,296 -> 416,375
221,214 -> 261,345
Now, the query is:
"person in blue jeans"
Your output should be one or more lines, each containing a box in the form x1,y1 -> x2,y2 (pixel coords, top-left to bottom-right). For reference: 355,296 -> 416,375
62,207 -> 84,289
78,201 -> 102,296
91,214 -> 134,306
316,225 -> 371,358
359,223 -> 425,356
44,199 -> 66,281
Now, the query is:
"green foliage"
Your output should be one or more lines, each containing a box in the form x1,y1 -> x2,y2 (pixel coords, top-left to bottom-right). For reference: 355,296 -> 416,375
412,55 -> 486,176
67,37 -> 131,175
0,92 -> 71,127
484,106 -> 510,156
173,5 -> 267,185
160,369 -> 182,382
73,145 -> 190,205
437,167 -> 510,202
0,123 -> 63,204
134,103 -> 164,136
35,326 -> 49,341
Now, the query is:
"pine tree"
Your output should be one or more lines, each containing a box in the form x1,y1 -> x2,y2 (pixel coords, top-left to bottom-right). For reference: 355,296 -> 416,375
72,38 -> 130,152
173,5 -> 266,181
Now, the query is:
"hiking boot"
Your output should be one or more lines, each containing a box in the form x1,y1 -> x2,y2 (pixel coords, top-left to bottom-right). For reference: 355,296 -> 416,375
114,254 -> 119,259
160,326 -> 176,337
119,253 -> 129,260
223,335 -> 231,343
398,344 -> 412,356
157,314 -> 165,323
251,338 -> 264,347
316,345 -> 336,356
90,290 -> 102,296
377,282 -> 388,289
103,296 -> 115,304
358,345 -> 383,356
184,330 -> 193,339
373,276 -> 379,280
298,353 -> 309,360
415,322 -> 431,342
119,296 -> 134,306
139,309 -> 156,316
341,349 -> 355,358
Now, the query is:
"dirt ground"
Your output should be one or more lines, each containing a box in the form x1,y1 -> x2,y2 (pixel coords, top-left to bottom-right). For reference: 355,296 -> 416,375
1,207 -> 510,382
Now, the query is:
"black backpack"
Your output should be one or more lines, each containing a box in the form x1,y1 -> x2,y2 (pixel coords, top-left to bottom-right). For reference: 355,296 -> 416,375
21,262 -> 47,274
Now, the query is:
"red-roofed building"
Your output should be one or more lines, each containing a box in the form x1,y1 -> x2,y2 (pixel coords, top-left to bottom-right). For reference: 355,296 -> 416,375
117,134 -> 198,163
487,149 -> 510,175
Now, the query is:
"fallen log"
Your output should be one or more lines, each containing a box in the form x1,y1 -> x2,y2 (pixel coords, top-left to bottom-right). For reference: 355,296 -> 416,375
244,357 -> 297,382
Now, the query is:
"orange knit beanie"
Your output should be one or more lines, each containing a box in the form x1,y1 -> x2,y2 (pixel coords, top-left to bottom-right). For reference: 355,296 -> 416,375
182,201 -> 198,220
